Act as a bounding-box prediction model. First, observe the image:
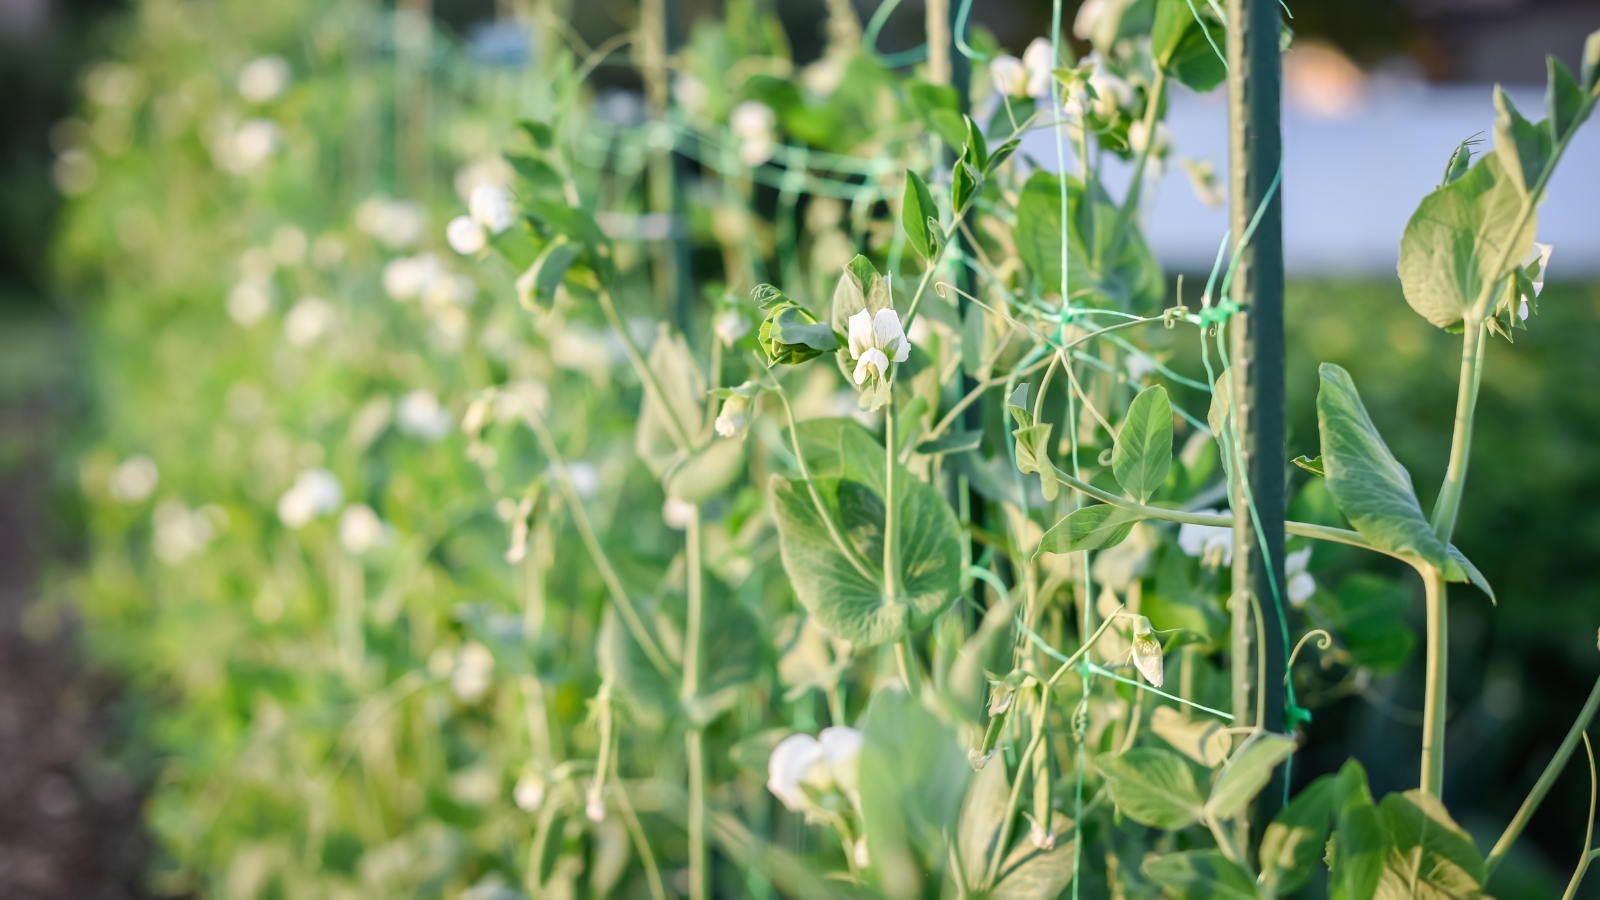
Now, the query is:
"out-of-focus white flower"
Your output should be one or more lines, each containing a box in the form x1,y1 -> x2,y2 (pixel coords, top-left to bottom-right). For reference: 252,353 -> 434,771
283,297 -> 335,347
397,389 -> 452,441
469,184 -> 514,234
52,149 -> 97,196
1087,65 -> 1132,118
452,642 -> 495,702
356,196 -> 427,249
662,497 -> 696,530
767,732 -> 825,812
493,380 -> 550,425
766,727 -> 864,813
715,310 -> 751,345
338,503 -> 385,554
311,235 -> 344,269
447,216 -> 487,255
424,272 -> 476,308
225,280 -> 275,325
237,56 -> 291,103
513,773 -> 546,811
1129,120 -> 1171,156
83,62 -> 144,109
1125,353 -> 1158,384
1130,615 -> 1164,687
277,468 -> 343,529
1023,38 -> 1056,99
216,119 -> 280,173
1177,510 -> 1233,567
382,253 -> 441,301
847,308 -> 910,386
565,462 -> 600,499
153,501 -> 226,564
672,74 -> 708,114
801,56 -> 847,96
730,101 -> 776,167
715,395 -> 751,438
991,55 -> 1029,98
1286,546 -> 1316,606
1073,0 -> 1108,40
109,455 -> 159,503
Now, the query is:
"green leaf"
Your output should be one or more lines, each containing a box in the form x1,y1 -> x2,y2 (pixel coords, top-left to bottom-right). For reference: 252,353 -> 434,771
1398,153 -> 1536,330
1204,731 -> 1296,822
952,150 -> 980,216
1166,14 -> 1228,93
1005,382 -> 1033,429
1143,850 -> 1259,900
1293,455 -> 1325,477
907,80 -> 966,149
769,419 -> 962,647
1113,385 -> 1174,503
1151,0 -> 1193,66
515,236 -> 582,312
1585,30 -> 1600,92
1096,748 -> 1205,830
1446,544 -> 1496,603
1546,57 -> 1589,143
830,255 -> 891,336
990,816 -> 1077,900
635,325 -> 705,475
1375,790 -> 1486,898
901,169 -> 941,261
1492,86 -> 1553,195
956,752 -> 1011,879
1329,761 -> 1386,900
518,119 -> 555,149
1038,504 -> 1140,554
916,430 -> 983,456
759,301 -> 838,365
1316,363 -> 1450,569
1260,774 -> 1341,896
665,438 -> 746,503
985,137 -> 1021,175
1012,423 -> 1053,476
859,688 -> 971,888
1150,706 -> 1230,767
964,116 -> 989,171
1015,170 -> 1163,308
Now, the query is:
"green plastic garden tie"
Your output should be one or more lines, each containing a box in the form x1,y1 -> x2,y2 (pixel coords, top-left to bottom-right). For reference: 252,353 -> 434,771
953,0 -> 989,62
864,0 -> 929,67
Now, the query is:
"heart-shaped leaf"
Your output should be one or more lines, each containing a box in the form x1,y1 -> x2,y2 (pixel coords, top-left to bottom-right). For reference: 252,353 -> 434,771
1113,384 -> 1174,503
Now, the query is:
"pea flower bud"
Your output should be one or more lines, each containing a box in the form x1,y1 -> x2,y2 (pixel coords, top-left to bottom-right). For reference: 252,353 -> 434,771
1130,615 -> 1164,687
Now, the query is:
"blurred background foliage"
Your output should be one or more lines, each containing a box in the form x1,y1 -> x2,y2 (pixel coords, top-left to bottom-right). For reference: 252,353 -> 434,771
2,0 -> 1600,897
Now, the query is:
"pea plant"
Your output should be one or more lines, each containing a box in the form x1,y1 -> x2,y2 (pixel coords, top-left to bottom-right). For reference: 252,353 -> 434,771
64,0 -> 1600,896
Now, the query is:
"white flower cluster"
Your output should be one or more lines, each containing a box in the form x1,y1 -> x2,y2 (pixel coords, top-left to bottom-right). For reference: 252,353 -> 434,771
766,726 -> 863,814
237,56 -> 291,104
729,101 -> 777,168
108,454 -> 159,504
277,468 -> 343,529
446,185 -> 515,255
989,38 -> 1057,100
1177,514 -> 1318,604
397,389 -> 453,442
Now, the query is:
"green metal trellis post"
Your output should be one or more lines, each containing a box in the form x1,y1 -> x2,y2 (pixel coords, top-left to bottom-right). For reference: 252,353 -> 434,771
1226,0 -> 1289,815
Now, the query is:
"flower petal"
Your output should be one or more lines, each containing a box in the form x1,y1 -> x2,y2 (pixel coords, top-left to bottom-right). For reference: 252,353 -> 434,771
847,309 -> 874,359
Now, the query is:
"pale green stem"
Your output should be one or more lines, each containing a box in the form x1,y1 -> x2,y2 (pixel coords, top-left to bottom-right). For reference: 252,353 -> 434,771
1420,564 -> 1448,797
527,412 -> 673,676
1102,67 -> 1168,267
684,502 -> 707,900
1560,735 -> 1596,900
1487,673 -> 1600,877
884,396 -> 899,604
986,686 -> 1050,888
611,760 -> 669,900
1430,319 -> 1486,541
902,220 -> 962,332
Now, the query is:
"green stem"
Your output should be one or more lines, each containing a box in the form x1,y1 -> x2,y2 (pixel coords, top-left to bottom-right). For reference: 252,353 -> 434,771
901,220 -> 962,332
1102,67 -> 1168,268
527,413 -> 674,677
684,502 -> 707,900
1560,735 -> 1596,900
1429,317 -> 1486,542
1487,673 -> 1600,877
884,395 -> 899,603
986,686 -> 1050,888
1420,564 -> 1448,796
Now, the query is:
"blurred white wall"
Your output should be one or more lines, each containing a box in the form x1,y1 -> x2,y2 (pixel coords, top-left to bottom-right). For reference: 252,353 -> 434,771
1023,80 -> 1600,277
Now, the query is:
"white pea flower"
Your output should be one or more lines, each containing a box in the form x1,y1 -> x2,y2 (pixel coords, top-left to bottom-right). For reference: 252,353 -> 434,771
730,101 -> 777,167
447,215 -> 488,255
672,74 -> 708,115
715,396 -> 751,438
451,642 -> 495,702
277,468 -> 343,529
715,310 -> 750,344
468,184 -> 514,234
1130,615 -> 1164,687
662,497 -> 696,530
283,297 -> 335,347
397,389 -> 452,441
818,726 -> 863,800
767,732 -> 824,811
1177,510 -> 1233,568
1286,546 -> 1316,606
847,308 -> 911,387
226,278 -> 275,326
238,56 -> 291,103
990,55 -> 1029,99
109,454 -> 159,503
383,253 -> 441,301
338,503 -> 386,555
513,773 -> 546,811
1088,66 -> 1133,118
801,56 -> 846,96
565,462 -> 601,499
224,119 -> 280,173
1129,120 -> 1171,156
1023,38 -> 1056,99
1073,0 -> 1108,40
